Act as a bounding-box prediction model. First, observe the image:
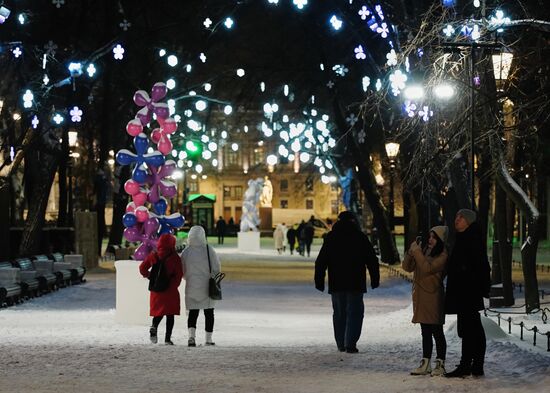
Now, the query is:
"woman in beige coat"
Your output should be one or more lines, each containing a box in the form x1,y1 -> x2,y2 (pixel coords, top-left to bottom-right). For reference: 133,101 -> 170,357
402,226 -> 449,376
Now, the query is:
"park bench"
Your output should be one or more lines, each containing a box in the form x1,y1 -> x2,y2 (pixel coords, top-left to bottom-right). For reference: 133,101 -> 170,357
50,253 -> 86,284
4,259 -> 41,298
0,261 -> 22,306
32,254 -> 72,288
15,257 -> 56,292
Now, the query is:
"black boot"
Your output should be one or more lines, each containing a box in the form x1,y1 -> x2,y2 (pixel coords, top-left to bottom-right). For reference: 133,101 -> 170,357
444,361 -> 471,378
149,326 -> 158,344
471,361 -> 484,377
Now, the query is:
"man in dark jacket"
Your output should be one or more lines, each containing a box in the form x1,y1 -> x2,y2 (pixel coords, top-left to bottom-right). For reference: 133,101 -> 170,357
444,209 -> 491,378
314,211 -> 380,353
215,216 -> 226,245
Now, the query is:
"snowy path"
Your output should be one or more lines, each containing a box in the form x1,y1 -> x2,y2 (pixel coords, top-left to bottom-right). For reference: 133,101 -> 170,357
1,274 -> 549,393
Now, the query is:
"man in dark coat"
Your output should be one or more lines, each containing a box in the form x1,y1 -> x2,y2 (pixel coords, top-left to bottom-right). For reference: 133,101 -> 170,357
314,211 -> 380,353
444,209 -> 491,378
286,225 -> 297,255
215,216 -> 226,245
296,220 -> 306,256
303,222 -> 314,257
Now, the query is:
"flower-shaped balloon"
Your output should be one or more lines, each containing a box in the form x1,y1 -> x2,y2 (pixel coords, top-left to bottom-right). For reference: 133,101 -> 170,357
133,82 -> 169,126
147,160 -> 177,203
151,117 -> 177,155
123,217 -> 160,260
124,179 -> 148,207
124,201 -> 150,223
151,198 -> 185,235
126,118 -> 143,137
116,133 -> 165,183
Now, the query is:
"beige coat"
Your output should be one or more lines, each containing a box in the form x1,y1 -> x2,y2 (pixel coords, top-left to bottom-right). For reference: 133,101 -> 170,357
402,248 -> 448,325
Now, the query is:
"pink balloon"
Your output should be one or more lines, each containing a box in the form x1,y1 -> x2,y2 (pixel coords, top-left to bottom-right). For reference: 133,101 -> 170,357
158,117 -> 177,134
126,202 -> 136,213
132,191 -> 147,207
151,128 -> 162,144
157,136 -> 173,155
135,206 -> 149,223
126,119 -> 143,137
124,179 -> 140,196
144,217 -> 160,236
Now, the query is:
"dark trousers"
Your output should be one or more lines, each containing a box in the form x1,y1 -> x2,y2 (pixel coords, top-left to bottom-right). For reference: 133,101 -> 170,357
305,241 -> 312,257
420,323 -> 447,360
217,233 -> 224,244
331,292 -> 364,350
152,315 -> 174,341
457,311 -> 486,366
188,308 -> 215,332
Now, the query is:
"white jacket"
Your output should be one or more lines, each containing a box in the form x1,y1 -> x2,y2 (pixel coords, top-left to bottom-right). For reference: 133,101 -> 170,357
180,226 -> 221,310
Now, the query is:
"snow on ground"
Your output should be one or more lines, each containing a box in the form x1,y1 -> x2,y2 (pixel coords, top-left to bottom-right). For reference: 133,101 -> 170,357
1,262 -> 550,392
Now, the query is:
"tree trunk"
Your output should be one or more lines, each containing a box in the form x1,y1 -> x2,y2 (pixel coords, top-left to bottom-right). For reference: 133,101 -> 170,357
495,183 -> 514,306
495,158 -> 539,312
478,151 -> 492,255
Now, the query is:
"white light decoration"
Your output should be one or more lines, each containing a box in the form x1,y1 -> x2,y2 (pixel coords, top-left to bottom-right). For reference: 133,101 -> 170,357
288,154 -> 295,161
224,17 -> 234,29
179,151 -> 187,160
224,105 -> 233,115
471,24 -> 480,41
389,70 -> 407,92
12,47 -> 22,58
203,18 -> 212,28
260,81 -> 265,91
362,76 -> 371,92
293,0 -> 308,10
321,175 -> 330,184
167,55 -> 178,67
177,160 -> 184,168
53,113 -> 64,125
291,139 -> 301,152
187,161 -> 194,168
0,6 -> 10,24
113,44 -> 125,60
186,141 -> 198,153
172,170 -> 183,180
473,0 -> 480,7
195,164 -> 203,174
386,49 -> 398,66
43,74 -> 50,85
434,83 -> 455,99
299,152 -> 310,163
174,115 -> 182,123
18,13 -> 25,24
13,113 -> 21,121
212,158 -> 218,167
172,149 -> 178,158
187,120 -> 201,131
22,90 -> 34,108
86,63 -> 96,77
376,79 -> 382,91
159,49 -> 166,57
443,24 -> 455,37
186,64 -> 192,73
195,100 -> 207,111
403,85 -> 424,100
237,68 -> 245,77
184,110 -> 192,117
31,115 -> 39,129
68,62 -> 83,77
330,15 -> 343,31
263,103 -> 273,114
268,0 -> 279,4
284,85 -> 289,96
70,106 -> 83,122
189,91 -> 196,96
147,147 -> 154,154
266,154 -> 278,165
201,135 -> 210,143
202,150 -> 212,160
278,145 -> 289,157
204,83 -> 212,91
305,141 -> 312,149
221,131 -> 228,139
166,78 -> 176,90
208,141 -> 218,151
231,143 -> 239,151
199,53 -> 207,63
325,160 -> 333,169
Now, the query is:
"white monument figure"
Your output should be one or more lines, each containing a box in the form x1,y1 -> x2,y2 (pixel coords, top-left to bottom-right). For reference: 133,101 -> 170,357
238,177 -> 264,251
260,176 -> 273,207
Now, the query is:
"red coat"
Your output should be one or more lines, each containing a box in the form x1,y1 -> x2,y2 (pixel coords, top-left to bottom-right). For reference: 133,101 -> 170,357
139,235 -> 183,317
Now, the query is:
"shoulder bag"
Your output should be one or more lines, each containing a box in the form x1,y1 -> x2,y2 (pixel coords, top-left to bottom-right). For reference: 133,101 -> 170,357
207,244 -> 225,300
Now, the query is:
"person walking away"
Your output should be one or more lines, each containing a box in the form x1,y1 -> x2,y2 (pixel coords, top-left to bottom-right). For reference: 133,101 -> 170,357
273,224 -> 284,255
139,233 -> 183,345
444,209 -> 491,378
215,216 -> 226,245
286,225 -> 297,255
296,220 -> 306,256
281,222 -> 288,252
402,226 -> 449,376
303,221 -> 314,257
180,225 -> 222,347
314,211 -> 380,353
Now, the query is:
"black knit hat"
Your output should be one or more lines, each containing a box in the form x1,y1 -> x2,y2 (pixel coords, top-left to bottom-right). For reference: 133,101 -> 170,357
338,211 -> 356,222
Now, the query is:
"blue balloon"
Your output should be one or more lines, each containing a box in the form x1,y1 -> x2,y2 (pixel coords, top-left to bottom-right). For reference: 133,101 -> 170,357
144,151 -> 165,168
164,214 -> 185,228
122,213 -> 137,228
153,198 -> 168,215
116,149 -> 136,166
134,134 -> 149,156
158,224 -> 173,235
132,164 -> 148,184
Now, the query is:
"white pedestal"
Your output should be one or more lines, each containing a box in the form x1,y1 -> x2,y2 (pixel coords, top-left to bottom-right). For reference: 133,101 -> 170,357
238,231 -> 261,252
115,260 -> 185,326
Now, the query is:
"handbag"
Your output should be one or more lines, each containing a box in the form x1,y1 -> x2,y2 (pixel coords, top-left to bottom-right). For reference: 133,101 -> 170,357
148,253 -> 170,292
206,244 -> 225,300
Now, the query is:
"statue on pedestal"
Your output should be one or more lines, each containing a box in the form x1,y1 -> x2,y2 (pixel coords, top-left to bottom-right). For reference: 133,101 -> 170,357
260,176 -> 273,207
240,177 -> 264,232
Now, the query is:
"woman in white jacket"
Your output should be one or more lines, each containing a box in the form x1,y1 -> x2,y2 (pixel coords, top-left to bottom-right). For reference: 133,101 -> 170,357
180,225 -> 221,347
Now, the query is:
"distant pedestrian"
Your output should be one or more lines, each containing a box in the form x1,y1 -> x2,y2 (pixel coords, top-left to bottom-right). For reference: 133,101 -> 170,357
444,209 -> 491,378
273,224 -> 284,254
303,222 -> 314,257
215,216 -> 226,245
314,211 -> 380,353
281,223 -> 288,252
180,226 -> 222,347
139,233 -> 183,345
402,226 -> 449,376
200,220 -> 208,237
286,225 -> 297,255
297,220 -> 306,256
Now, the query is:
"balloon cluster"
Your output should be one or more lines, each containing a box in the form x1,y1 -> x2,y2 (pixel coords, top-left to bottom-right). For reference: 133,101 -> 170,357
117,82 -> 185,260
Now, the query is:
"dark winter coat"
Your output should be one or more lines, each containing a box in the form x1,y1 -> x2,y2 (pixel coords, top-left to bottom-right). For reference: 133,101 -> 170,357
215,219 -> 226,235
303,224 -> 314,244
286,228 -> 296,246
314,220 -> 380,294
139,234 -> 183,317
445,222 -> 491,314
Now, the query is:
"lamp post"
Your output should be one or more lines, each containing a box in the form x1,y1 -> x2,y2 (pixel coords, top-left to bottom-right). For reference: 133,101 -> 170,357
385,142 -> 400,234
68,130 -> 78,226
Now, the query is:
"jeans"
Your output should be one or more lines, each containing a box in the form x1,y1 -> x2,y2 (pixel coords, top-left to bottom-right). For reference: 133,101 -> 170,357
188,308 -> 215,332
420,323 -> 446,360
331,292 -> 364,350
457,311 -> 486,366
152,315 -> 174,341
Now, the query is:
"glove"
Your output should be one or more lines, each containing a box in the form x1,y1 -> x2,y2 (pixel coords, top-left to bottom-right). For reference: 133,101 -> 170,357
371,279 -> 380,289
315,282 -> 325,292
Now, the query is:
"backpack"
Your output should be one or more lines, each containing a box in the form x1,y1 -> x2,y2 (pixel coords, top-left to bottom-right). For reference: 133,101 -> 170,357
148,253 -> 170,292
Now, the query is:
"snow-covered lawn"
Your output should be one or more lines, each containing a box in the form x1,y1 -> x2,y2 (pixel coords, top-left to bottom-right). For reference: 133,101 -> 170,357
0,267 -> 549,392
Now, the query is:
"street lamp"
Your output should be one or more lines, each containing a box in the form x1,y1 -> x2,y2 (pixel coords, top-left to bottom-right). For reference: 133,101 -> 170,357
492,49 -> 514,90
385,142 -> 400,234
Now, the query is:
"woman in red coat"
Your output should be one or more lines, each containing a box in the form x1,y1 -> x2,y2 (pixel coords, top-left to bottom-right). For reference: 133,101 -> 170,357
139,233 -> 183,345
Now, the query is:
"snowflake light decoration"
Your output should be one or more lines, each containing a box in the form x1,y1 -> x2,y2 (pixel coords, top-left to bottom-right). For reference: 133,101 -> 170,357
12,47 -> 22,58
332,65 -> 348,77
44,41 -> 58,57
203,18 -> 212,28
386,49 -> 397,66
418,106 -> 433,122
199,53 -> 207,63
489,10 -> 511,29
357,130 -> 366,144
326,80 -> 335,89
53,113 -> 64,125
293,0 -> 308,10
52,0 -> 65,8
375,5 -> 385,20
119,19 -> 131,31
113,44 -> 125,60
43,74 -> 50,85
375,79 -> 382,91
86,63 -> 96,77
224,17 -> 234,29
354,45 -> 366,60
70,106 -> 83,122
377,23 -> 390,38
403,101 -> 417,117
443,24 -> 455,37
268,0 -> 279,4
23,90 -> 34,108
358,6 -> 370,20
389,70 -> 407,91
32,115 -> 39,129
362,76 -> 370,92
330,15 -> 343,30
346,113 -> 358,126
